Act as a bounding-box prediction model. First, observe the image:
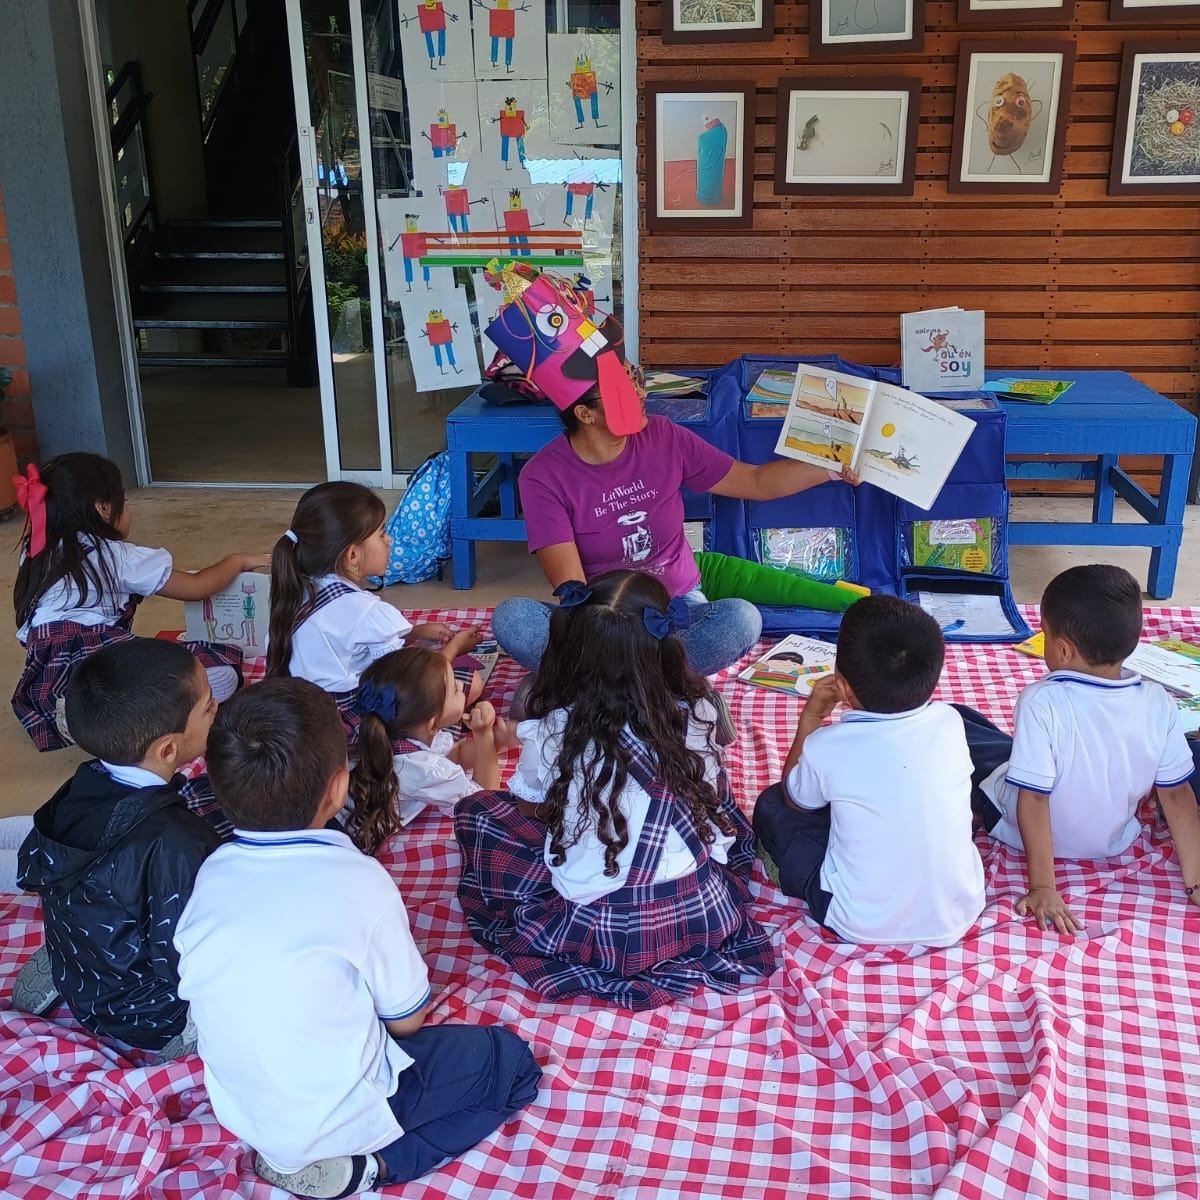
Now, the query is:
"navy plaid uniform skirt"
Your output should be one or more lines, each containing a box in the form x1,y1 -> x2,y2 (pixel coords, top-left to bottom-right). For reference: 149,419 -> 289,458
12,599 -> 243,752
454,744 -> 776,1011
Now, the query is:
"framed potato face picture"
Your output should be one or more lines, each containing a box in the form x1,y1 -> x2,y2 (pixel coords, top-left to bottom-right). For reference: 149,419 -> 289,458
957,0 -> 1075,25
645,82 -> 756,231
809,0 -> 924,57
1111,42 -> 1200,194
774,77 -> 921,195
949,40 -> 1075,194
662,0 -> 775,42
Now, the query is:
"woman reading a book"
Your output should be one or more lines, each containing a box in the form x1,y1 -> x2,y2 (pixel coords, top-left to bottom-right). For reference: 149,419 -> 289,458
485,266 -> 858,682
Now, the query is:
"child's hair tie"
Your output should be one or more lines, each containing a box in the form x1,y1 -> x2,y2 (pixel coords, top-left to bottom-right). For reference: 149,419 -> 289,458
283,529 -> 299,545
643,598 -> 692,641
357,682 -> 398,722
13,464 -> 48,557
554,580 -> 592,608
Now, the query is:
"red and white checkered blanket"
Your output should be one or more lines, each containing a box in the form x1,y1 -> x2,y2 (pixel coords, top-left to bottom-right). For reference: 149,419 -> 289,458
3,605 -> 1200,1199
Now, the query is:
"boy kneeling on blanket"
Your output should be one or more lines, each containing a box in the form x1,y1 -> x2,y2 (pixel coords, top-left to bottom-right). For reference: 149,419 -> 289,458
955,564 -> 1200,935
175,678 -> 540,1199
754,595 -> 987,947
14,638 -> 226,1057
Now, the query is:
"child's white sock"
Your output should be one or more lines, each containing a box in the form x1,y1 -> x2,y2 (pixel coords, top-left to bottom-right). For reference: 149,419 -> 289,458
0,815 -> 34,893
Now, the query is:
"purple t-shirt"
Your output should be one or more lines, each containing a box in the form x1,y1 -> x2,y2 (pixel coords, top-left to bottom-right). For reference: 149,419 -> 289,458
519,416 -> 734,598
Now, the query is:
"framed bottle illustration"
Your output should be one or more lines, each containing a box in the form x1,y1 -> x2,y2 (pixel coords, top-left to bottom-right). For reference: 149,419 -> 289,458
644,82 -> 756,231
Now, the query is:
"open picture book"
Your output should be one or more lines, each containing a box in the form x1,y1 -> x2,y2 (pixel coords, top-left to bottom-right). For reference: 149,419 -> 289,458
772,364 -> 975,509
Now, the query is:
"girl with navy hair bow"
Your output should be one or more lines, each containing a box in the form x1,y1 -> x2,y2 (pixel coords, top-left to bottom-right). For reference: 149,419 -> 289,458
454,569 -> 776,1010
346,647 -> 517,855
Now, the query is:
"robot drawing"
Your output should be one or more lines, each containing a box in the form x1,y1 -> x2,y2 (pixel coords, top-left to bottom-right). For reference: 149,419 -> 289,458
421,309 -> 464,376
501,188 -> 544,256
491,97 -> 529,170
474,0 -> 530,73
422,108 -> 468,160
400,1 -> 460,70
566,53 -> 614,130
438,184 -> 489,234
390,214 -> 432,292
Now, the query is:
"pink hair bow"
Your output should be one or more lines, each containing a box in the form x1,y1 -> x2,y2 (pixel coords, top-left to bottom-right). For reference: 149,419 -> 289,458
13,464 -> 48,556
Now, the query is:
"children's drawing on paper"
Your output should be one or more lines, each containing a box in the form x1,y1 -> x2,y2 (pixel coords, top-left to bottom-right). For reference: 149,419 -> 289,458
782,90 -> 910,185
378,194 -> 480,301
439,182 -> 492,232
400,287 -> 481,391
551,147 -> 619,248
1126,57 -> 1200,182
471,0 -> 546,81
491,186 -> 550,256
407,81 -> 480,190
791,371 -> 870,426
963,53 -> 1062,182
823,0 -> 912,41
654,93 -> 745,217
477,80 -> 550,182
548,35 -> 621,147
397,1 -> 474,81
574,260 -> 614,311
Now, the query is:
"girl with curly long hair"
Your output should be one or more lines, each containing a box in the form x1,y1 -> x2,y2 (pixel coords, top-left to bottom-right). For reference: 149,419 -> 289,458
454,569 -> 776,1010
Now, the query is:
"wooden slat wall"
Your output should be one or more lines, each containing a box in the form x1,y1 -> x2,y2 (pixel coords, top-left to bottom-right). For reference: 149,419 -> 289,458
635,2 -> 1200,440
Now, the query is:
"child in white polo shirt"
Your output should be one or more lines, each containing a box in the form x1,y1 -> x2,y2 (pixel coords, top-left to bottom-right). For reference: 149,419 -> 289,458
962,564 -> 1200,937
753,595 -> 986,948
174,678 -> 541,1199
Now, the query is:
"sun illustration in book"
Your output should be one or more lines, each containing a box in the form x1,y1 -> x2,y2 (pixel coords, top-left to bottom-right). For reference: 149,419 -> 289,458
881,422 -> 896,438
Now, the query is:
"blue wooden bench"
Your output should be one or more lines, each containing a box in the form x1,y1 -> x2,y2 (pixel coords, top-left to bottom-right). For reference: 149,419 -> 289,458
446,370 -> 1197,598
998,370 -> 1197,599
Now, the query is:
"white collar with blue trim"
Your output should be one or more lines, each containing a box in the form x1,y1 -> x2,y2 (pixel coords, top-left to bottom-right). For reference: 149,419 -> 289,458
840,703 -> 931,724
1044,668 -> 1141,689
232,826 -> 354,850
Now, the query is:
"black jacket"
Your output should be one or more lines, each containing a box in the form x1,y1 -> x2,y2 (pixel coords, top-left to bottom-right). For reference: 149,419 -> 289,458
18,762 -> 221,1050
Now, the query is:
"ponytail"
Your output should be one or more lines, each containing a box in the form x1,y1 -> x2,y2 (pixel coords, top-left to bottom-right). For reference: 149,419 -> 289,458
264,482 -> 386,678
346,713 -> 401,855
265,534 -> 311,678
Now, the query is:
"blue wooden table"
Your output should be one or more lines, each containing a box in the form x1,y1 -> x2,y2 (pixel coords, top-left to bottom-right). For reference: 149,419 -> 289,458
446,371 -> 1198,598
997,370 -> 1196,599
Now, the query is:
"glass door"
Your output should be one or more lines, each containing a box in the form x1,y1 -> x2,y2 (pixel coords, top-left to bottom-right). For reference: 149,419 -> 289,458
286,0 -> 392,482
286,0 -> 635,484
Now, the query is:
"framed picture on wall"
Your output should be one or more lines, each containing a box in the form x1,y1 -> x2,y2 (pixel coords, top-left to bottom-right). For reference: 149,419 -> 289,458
809,0 -> 925,58
644,82 -> 756,231
957,0 -> 1075,26
949,41 -> 1075,194
1110,43 -> 1200,194
1110,0 -> 1200,22
662,0 -> 775,43
774,77 -> 921,195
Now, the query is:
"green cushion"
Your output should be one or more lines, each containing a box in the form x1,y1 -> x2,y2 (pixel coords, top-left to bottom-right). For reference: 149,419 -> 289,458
695,551 -> 858,613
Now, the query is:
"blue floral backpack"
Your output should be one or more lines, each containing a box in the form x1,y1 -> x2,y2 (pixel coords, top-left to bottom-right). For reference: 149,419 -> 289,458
374,452 -> 452,585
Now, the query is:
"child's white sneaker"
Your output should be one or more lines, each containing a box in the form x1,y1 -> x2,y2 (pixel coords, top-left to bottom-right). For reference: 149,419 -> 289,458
11,946 -> 60,1016
253,1152 -> 381,1198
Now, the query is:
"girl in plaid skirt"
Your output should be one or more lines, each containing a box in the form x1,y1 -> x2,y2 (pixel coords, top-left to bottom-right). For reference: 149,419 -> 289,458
12,453 -> 264,751
266,482 -> 484,755
455,569 -> 776,1010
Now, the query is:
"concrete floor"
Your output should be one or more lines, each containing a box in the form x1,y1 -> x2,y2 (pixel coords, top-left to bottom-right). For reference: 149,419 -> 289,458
0,489 -> 1195,818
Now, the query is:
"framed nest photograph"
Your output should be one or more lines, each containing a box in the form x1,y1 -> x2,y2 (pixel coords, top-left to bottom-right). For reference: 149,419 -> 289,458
1109,0 -> 1200,22
809,0 -> 925,58
774,77 -> 922,195
949,40 -> 1075,194
662,0 -> 775,43
957,0 -> 1075,26
1110,42 -> 1200,195
644,82 -> 756,231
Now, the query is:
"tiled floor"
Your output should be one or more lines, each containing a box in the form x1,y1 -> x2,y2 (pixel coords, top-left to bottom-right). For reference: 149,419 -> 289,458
0,488 -> 1195,817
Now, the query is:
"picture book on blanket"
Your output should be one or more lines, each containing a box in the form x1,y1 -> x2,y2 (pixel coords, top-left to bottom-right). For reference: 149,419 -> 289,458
772,363 -> 975,510
901,307 -> 986,393
738,634 -> 836,695
184,572 -> 270,656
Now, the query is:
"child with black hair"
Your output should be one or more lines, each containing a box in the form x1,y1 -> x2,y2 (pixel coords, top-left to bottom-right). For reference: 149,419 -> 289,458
754,595 -> 985,947
13,638 -> 224,1057
266,481 -> 483,751
455,569 -> 776,1010
176,678 -> 540,1199
962,563 -> 1200,936
346,647 -> 513,854
12,452 -> 262,751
